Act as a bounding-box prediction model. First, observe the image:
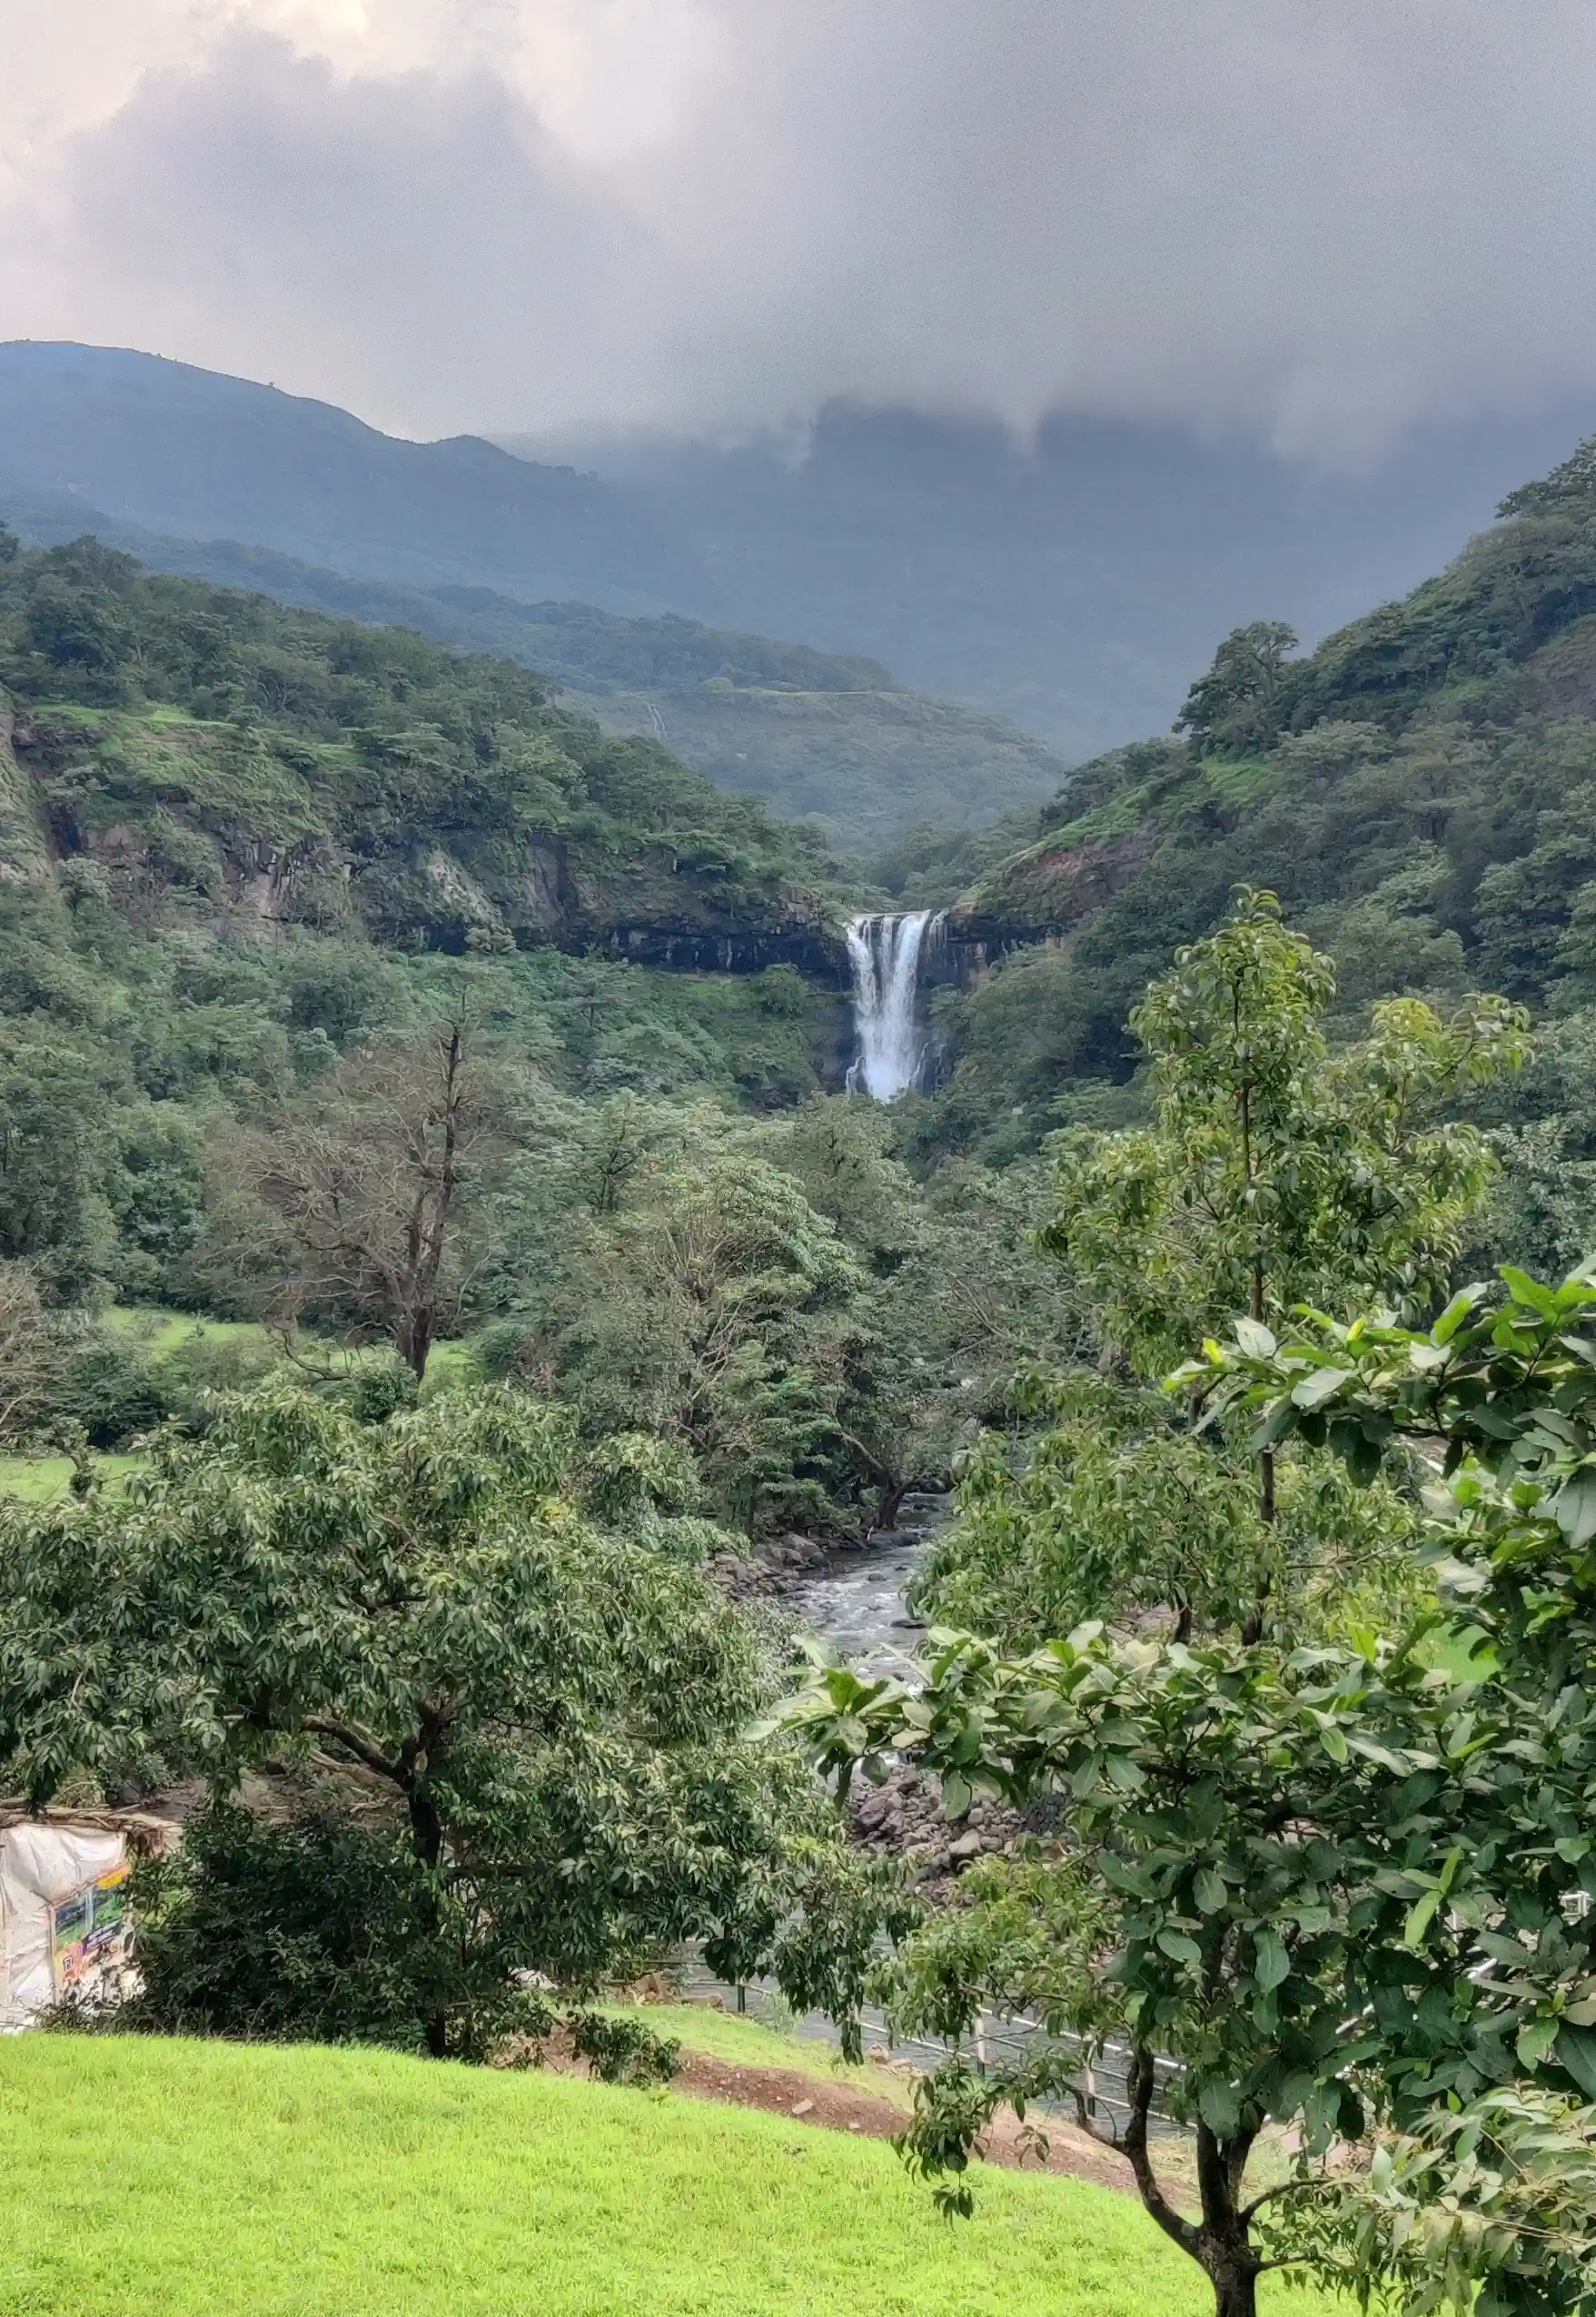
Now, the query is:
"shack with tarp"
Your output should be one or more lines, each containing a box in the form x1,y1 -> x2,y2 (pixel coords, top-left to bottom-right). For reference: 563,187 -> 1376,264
0,1805 -> 173,2030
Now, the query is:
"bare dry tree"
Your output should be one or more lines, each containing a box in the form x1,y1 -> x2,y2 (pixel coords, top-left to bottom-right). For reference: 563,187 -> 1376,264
0,1260 -> 65,1445
261,1009 -> 494,1380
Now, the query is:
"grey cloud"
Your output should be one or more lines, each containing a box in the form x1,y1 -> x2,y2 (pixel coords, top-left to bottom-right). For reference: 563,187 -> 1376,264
18,3 -> 1596,455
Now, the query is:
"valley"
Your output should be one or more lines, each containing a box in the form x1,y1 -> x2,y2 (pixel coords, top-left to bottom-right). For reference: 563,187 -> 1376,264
8,405 -> 1596,2317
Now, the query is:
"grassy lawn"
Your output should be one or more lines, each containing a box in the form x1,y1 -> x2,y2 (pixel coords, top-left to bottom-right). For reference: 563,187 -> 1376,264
0,1453 -> 143,1503
99,1305 -> 269,1357
101,1303 -> 475,1392
0,2036 -> 1346,2317
615,1999 -> 917,2105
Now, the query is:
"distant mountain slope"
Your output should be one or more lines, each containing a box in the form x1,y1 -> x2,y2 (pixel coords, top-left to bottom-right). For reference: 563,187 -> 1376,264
923,436 -> 1596,1163
582,678 -> 1061,854
0,342 -> 692,609
5,342 -> 1591,765
516,402 -> 1596,757
0,486 -> 1065,849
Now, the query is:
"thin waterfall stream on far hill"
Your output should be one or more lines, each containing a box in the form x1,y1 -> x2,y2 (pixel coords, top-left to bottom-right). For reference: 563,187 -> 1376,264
846,910 -> 945,1100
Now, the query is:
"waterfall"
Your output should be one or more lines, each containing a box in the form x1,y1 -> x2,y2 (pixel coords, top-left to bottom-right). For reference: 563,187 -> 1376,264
845,910 -> 945,1101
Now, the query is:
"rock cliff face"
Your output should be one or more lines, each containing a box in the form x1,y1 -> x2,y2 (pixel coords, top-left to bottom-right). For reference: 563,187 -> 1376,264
948,827 -> 1152,943
3,690 -> 1068,1011
595,923 -> 852,984
0,697 -> 853,965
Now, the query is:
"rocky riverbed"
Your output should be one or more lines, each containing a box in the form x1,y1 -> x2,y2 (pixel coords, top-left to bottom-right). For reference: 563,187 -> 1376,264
719,1492 -> 1022,1889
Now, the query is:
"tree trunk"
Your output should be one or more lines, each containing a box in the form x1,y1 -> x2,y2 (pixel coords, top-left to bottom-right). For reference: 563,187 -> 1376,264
1207,2257 -> 1259,2317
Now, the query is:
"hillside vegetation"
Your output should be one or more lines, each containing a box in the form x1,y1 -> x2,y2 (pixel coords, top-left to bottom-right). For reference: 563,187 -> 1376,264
1,484 -> 1068,851
0,529 -> 848,949
0,2036 -> 1341,2317
916,437 -> 1596,1240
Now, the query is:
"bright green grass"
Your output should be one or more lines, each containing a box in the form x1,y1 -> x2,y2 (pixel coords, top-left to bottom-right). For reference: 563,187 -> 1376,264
614,2000 -> 916,2105
0,1453 -> 143,1503
99,1304 -> 268,1357
102,1304 -> 475,1391
0,2037 -> 1345,2317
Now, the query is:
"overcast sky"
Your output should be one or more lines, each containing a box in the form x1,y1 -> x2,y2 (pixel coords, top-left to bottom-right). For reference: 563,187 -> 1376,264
3,1 -> 1595,459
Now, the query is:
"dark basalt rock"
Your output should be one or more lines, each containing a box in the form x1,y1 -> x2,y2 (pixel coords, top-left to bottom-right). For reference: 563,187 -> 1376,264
573,916 -> 1058,990
922,916 -> 1065,987
589,923 -> 853,985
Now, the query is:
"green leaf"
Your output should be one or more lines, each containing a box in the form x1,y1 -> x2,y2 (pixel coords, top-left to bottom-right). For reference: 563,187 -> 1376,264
1502,1266 -> 1560,1321
1254,1927 -> 1288,1989
1317,1722 -> 1349,1765
1156,1929 -> 1202,1965
1290,1365 -> 1354,1411
1193,1867 -> 1227,1915
1432,1287 -> 1484,1345
1553,1469 -> 1596,1549
1517,2016 -> 1560,2069
1234,1318 -> 1278,1360
1248,1398 -> 1300,1453
1198,2080 -> 1242,2137
940,1773 -> 973,1821
1557,2025 -> 1596,2098
1403,1889 -> 1442,1947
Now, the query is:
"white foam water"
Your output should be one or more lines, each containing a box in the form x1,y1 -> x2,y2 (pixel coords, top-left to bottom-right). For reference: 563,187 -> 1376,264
845,910 -> 945,1101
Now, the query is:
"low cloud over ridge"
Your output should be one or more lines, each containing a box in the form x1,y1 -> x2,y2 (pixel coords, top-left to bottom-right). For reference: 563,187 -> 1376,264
3,1 -> 1596,457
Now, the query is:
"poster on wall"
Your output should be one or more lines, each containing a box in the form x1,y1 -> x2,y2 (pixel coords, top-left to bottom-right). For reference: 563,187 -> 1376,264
52,1866 -> 134,1996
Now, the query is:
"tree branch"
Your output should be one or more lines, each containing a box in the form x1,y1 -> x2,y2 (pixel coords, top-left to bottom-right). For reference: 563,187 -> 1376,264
300,1716 -> 403,1784
1123,2045 -> 1201,2256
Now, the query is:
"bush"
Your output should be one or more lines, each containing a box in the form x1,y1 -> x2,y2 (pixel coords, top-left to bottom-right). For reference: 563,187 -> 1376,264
317,1348 -> 421,1423
107,1796 -> 681,2079
50,1341 -> 170,1448
118,1799 -> 454,2050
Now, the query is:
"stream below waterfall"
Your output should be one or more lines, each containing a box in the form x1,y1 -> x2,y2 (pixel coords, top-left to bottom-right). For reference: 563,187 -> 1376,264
783,1489 -> 947,1678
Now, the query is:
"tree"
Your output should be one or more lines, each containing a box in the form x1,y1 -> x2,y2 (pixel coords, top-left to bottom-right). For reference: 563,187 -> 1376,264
0,1260 -> 65,1442
1047,891 -> 1526,1381
0,1383 -> 901,2062
1175,622 -> 1299,757
556,1147 -> 874,1534
0,1030 -> 114,1295
1038,891 -> 1523,1636
789,1262 -> 1596,2317
916,895 -> 1518,1650
255,1009 -> 493,1378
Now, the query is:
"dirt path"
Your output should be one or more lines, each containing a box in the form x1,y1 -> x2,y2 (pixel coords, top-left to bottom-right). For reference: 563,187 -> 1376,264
543,2036 -> 1135,2193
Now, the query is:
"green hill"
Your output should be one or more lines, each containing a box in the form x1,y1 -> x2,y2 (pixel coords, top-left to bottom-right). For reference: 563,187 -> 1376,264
922,438 -> 1596,1176
0,488 -> 1067,853
0,529 -> 867,1322
0,529 -> 851,955
0,2035 -> 1341,2317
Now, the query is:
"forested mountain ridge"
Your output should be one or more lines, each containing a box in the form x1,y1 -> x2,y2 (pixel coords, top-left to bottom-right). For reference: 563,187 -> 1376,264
0,480 -> 1066,851
0,530 -> 854,956
923,437 -> 1596,1222
9,340 -> 1591,763
0,341 -> 691,609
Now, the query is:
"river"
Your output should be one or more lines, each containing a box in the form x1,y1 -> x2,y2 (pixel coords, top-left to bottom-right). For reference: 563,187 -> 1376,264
782,1489 -> 946,1678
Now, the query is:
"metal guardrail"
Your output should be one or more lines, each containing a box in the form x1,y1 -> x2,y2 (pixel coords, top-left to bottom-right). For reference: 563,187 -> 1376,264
675,1956 -> 1185,2140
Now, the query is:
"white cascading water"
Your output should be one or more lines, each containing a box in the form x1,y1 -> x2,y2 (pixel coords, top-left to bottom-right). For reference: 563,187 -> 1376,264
845,910 -> 946,1100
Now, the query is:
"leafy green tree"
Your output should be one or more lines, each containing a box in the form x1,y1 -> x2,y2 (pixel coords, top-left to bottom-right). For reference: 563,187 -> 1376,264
921,896 -> 1516,1649
0,1031 -> 114,1295
0,1383 -> 899,2061
790,1262 -> 1596,2317
547,1144 -> 876,1533
1046,891 -> 1526,1382
0,1260 -> 67,1443
1175,622 -> 1299,757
